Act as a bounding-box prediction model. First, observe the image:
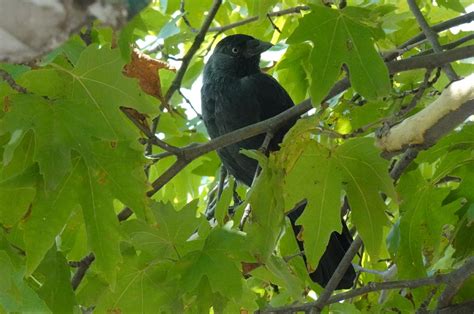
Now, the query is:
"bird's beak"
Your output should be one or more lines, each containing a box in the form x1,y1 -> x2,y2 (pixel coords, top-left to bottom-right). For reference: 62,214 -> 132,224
244,39 -> 273,57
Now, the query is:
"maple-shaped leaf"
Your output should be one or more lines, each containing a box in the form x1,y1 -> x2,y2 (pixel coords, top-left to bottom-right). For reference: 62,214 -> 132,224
397,170 -> 463,279
288,5 -> 390,104
0,45 -> 157,285
122,201 -> 201,259
180,226 -> 251,300
0,251 -> 50,313
274,120 -> 395,266
92,253 -> 181,313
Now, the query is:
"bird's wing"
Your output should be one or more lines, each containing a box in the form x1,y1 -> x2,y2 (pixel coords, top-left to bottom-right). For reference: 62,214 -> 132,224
240,72 -> 296,150
241,72 -> 295,121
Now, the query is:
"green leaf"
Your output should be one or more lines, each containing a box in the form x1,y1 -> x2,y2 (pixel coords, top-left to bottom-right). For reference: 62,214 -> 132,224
23,159 -> 80,275
278,139 -> 343,269
180,226 -> 249,299
288,5 -> 390,104
0,165 -> 37,226
436,0 -> 465,12
251,255 -> 304,300
94,253 -> 181,313
122,201 -> 200,259
397,171 -> 462,278
275,127 -> 393,262
36,248 -> 76,313
337,138 -> 394,257
76,159 -> 123,287
215,177 -> 235,226
0,251 -> 51,313
246,153 -> 286,262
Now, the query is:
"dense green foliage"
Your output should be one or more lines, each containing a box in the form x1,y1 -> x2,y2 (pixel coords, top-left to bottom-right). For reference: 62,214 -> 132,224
0,0 -> 473,312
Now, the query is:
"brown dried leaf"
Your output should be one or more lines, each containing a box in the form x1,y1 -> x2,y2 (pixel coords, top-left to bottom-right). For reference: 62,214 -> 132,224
123,49 -> 174,103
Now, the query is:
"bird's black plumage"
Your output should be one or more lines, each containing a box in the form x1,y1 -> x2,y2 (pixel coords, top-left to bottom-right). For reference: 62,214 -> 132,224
201,34 -> 355,289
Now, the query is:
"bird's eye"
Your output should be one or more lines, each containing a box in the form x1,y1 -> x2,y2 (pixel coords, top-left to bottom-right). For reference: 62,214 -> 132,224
231,47 -> 239,54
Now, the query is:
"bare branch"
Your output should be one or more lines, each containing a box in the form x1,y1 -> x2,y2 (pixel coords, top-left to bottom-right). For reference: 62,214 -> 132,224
437,256 -> 474,309
0,69 -> 28,93
386,45 -> 474,73
179,0 -> 198,32
179,89 -> 202,119
70,253 -> 95,290
164,0 -> 222,104
383,11 -> 474,61
208,5 -> 309,33
120,107 -> 181,155
407,0 -> 459,81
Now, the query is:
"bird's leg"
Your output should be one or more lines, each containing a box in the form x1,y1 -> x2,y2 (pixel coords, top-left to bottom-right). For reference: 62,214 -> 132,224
239,132 -> 274,230
217,166 -> 227,199
204,165 -> 228,219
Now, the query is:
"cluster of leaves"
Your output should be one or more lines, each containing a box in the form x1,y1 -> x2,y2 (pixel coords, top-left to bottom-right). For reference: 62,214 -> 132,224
0,0 -> 473,313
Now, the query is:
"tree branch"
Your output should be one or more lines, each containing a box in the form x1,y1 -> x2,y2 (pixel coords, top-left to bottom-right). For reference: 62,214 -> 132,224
407,0 -> 459,81
437,255 -> 474,309
207,5 -> 309,33
261,257 -> 474,313
383,11 -> 474,61
377,75 -> 474,153
70,253 -> 95,291
164,0 -> 222,104
0,69 -> 28,93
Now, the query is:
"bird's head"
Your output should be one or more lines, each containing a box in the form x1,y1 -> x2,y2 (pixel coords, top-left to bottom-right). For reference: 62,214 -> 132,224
207,34 -> 273,77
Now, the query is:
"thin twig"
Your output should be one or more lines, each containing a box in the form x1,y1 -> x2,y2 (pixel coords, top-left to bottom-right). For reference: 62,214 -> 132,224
179,89 -> 202,119
0,69 -> 28,93
179,0 -> 198,32
164,0 -> 222,104
416,287 -> 438,314
120,107 -> 181,155
70,253 -> 95,290
389,148 -> 419,181
383,11 -> 474,61
416,33 -> 474,56
407,0 -> 459,81
266,14 -> 282,33
208,5 -> 309,33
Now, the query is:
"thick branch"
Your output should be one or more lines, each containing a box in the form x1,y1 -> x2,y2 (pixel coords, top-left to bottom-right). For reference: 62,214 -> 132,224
386,45 -> 474,73
437,255 -> 474,309
407,0 -> 458,80
377,74 -> 474,152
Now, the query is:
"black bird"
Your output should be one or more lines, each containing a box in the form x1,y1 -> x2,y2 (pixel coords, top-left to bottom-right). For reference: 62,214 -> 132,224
201,34 -> 355,289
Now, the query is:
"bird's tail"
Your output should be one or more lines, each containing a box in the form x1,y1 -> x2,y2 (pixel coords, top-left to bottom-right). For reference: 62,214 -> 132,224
287,203 -> 356,289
